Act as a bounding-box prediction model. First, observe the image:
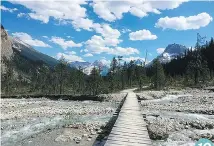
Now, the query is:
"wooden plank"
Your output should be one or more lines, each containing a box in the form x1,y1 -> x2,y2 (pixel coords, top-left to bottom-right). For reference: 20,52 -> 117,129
104,91 -> 151,146
105,140 -> 151,146
106,137 -> 152,145
109,134 -> 151,141
113,124 -> 146,129
108,133 -> 150,139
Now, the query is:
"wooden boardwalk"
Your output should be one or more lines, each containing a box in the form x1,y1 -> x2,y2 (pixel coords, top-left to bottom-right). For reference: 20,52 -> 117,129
104,90 -> 151,146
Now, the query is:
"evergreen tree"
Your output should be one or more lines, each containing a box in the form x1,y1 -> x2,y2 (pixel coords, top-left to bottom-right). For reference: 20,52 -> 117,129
127,60 -> 135,87
121,61 -> 128,89
152,59 -> 165,90
135,65 -> 146,90
1,56 -> 14,95
55,56 -> 68,94
89,66 -> 102,95
109,57 -> 118,92
110,57 -> 118,73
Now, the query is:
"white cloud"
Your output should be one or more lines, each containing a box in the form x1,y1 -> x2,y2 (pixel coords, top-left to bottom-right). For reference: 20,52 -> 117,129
10,1 -> 95,31
83,53 -> 93,57
50,36 -> 82,50
93,23 -> 122,46
92,1 -> 187,22
108,47 -> 139,56
85,30 -> 138,56
129,29 -> 157,41
84,24 -> 125,55
28,13 -> 49,23
56,52 -> 84,62
155,12 -> 213,30
0,5 -> 17,13
84,49 -> 89,52
157,48 -> 165,54
17,13 -> 26,18
12,32 -> 51,48
71,18 -> 94,31
85,35 -> 110,54
65,51 -> 76,55
122,28 -> 131,33
42,36 -> 48,39
85,35 -> 138,55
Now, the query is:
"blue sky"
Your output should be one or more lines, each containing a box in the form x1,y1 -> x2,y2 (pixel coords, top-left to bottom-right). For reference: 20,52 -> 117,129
1,1 -> 214,65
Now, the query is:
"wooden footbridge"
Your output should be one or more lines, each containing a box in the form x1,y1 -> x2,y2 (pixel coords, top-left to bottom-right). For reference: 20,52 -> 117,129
104,90 -> 151,146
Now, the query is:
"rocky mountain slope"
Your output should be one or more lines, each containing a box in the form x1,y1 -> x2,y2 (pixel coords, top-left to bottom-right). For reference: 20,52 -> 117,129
1,25 -> 58,68
70,60 -> 109,76
158,44 -> 187,63
12,37 -> 58,67
1,25 -> 14,73
1,25 -> 13,59
147,44 -> 188,66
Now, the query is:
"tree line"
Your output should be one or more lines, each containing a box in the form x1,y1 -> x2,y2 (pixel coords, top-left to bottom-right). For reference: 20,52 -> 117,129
162,36 -> 214,86
1,53 -> 150,95
1,35 -> 214,96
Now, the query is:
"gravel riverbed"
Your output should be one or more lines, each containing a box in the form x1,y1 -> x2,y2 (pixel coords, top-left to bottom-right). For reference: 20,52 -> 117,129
137,88 -> 214,146
1,93 -> 126,146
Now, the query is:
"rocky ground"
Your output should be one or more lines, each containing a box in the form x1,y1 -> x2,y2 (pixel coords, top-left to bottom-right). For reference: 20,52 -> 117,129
136,88 -> 214,146
1,93 -> 126,146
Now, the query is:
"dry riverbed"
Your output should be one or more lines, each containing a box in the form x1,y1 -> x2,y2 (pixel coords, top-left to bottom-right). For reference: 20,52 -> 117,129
136,88 -> 214,146
1,93 -> 126,146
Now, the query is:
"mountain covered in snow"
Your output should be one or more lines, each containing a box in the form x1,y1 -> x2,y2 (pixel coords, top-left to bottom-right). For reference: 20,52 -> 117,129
70,60 -> 110,76
134,58 -> 145,66
158,44 -> 187,63
70,58 -> 146,76
148,44 -> 188,66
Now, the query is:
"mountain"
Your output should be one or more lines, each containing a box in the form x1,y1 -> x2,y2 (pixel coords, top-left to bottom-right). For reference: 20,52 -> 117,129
70,59 -> 147,76
1,25 -> 59,68
12,37 -> 58,67
158,44 -> 187,63
1,25 -> 14,73
148,43 -> 188,66
134,59 -> 145,66
70,61 -> 91,68
70,60 -> 109,76
1,25 -> 13,60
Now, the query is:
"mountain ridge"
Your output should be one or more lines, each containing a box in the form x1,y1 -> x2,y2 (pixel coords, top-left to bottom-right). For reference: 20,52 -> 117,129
147,43 -> 188,66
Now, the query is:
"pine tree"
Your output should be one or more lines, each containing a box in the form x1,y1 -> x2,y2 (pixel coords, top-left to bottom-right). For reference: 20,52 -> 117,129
135,66 -> 146,90
201,61 -> 210,83
1,56 -> 14,95
55,56 -> 68,94
110,57 -> 118,73
109,57 -> 118,91
127,60 -> 135,87
121,61 -> 128,89
89,66 -> 102,95
153,59 -> 165,90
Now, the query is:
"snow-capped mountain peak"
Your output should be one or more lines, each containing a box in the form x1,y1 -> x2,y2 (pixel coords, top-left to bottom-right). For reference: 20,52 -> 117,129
70,60 -> 110,76
147,43 -> 188,66
158,43 -> 187,63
